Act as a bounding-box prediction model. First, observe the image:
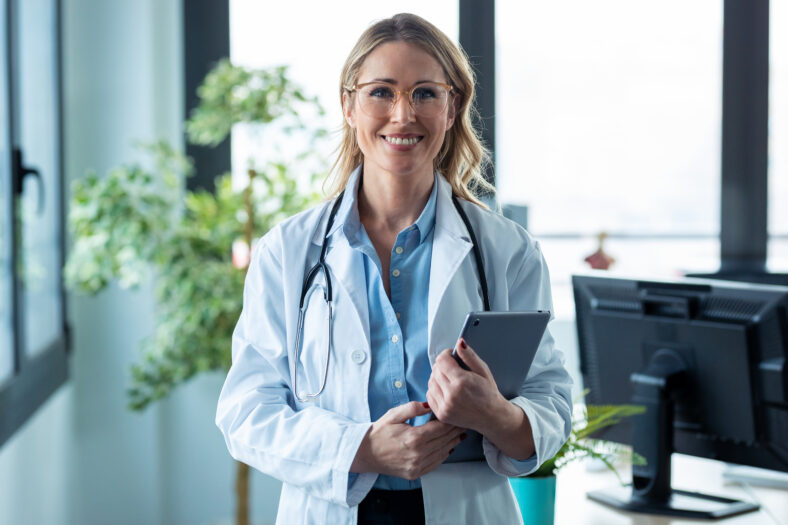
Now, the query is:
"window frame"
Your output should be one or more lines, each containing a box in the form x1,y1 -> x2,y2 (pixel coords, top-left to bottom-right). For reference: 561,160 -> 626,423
183,0 -> 230,191
0,0 -> 69,449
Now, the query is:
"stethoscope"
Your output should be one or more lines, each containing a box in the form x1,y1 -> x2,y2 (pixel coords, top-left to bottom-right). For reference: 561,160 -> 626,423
292,190 -> 490,403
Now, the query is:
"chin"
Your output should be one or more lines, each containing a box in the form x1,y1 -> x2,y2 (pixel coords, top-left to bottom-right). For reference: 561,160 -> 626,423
378,155 -> 433,177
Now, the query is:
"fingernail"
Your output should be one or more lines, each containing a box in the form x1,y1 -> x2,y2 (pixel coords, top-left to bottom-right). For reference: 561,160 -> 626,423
422,402 -> 430,409
460,338 -> 467,349
461,433 -> 468,441
450,448 -> 455,454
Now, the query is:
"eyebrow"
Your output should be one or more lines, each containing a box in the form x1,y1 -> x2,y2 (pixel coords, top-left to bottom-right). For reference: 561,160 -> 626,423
365,78 -> 442,85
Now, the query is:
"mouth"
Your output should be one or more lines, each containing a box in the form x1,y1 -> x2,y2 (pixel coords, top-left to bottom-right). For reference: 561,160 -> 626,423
382,135 -> 424,146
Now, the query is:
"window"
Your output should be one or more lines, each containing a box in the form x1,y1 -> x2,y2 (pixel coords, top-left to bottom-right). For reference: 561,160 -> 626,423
769,0 -> 788,271
496,1 -> 723,316
0,0 -> 67,448
229,1 -> 459,188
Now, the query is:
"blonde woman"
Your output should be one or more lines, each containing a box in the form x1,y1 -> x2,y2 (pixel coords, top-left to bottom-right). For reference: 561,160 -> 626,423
216,13 -> 572,525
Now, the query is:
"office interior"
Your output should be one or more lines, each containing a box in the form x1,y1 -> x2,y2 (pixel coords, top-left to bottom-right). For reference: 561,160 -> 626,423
0,1 -> 786,524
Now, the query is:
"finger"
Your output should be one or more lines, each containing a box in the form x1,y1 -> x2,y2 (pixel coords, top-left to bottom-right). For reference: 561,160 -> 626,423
428,375 -> 446,407
380,400 -> 431,424
436,347 -> 467,380
418,419 -> 463,442
455,338 -> 491,377
433,348 -> 454,368
418,431 -> 466,476
433,365 -> 457,388
422,425 -> 466,450
418,449 -> 450,477
440,352 -> 464,380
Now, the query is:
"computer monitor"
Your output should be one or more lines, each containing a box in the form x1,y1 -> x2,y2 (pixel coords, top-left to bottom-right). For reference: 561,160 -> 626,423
573,274 -> 788,519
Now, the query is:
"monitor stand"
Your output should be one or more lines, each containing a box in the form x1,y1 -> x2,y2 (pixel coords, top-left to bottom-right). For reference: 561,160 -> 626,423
587,349 -> 760,519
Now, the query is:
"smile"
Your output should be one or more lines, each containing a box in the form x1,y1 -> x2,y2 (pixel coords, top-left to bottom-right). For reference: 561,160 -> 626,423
383,135 -> 423,146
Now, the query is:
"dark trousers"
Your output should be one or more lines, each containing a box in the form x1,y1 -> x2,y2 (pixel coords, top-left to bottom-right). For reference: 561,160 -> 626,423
357,488 -> 426,525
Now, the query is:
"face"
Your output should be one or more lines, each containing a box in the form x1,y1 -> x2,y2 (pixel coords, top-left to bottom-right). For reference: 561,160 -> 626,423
343,41 -> 457,182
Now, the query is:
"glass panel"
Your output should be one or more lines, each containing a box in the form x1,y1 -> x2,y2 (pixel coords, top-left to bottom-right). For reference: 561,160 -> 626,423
15,0 -> 62,358
769,0 -> 787,271
497,2 -> 723,313
497,1 -> 722,236
542,237 -> 719,318
0,0 -> 14,385
229,1 -> 459,187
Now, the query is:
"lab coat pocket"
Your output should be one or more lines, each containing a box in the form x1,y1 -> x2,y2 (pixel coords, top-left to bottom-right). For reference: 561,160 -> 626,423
294,280 -> 332,401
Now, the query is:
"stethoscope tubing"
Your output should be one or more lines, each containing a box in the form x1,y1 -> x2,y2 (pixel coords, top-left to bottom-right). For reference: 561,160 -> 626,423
292,189 -> 489,402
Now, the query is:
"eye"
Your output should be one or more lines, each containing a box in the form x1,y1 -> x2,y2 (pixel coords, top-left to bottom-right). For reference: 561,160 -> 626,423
413,86 -> 438,102
366,85 -> 395,99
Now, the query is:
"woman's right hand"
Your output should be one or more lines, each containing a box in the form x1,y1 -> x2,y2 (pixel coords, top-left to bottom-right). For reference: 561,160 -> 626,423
350,401 -> 466,480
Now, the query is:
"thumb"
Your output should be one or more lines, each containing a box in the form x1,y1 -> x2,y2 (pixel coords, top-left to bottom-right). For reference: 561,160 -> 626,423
455,338 -> 491,377
381,400 -> 431,424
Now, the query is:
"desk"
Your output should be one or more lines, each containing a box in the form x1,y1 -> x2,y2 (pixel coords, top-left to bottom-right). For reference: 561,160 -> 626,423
554,455 -> 787,525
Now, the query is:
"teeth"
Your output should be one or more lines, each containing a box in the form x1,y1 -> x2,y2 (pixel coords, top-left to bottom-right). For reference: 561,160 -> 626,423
385,136 -> 421,145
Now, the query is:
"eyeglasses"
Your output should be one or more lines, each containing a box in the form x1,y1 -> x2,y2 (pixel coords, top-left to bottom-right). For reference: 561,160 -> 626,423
346,81 -> 453,118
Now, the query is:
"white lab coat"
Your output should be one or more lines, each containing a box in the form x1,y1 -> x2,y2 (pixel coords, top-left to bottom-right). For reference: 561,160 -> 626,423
216,173 -> 573,525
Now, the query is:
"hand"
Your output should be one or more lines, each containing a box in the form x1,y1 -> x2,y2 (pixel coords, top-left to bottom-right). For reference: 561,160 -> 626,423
350,401 -> 466,480
426,339 -> 510,433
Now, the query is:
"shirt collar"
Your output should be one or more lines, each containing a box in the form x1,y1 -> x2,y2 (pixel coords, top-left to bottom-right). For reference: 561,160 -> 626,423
411,173 -> 438,244
328,166 -> 438,245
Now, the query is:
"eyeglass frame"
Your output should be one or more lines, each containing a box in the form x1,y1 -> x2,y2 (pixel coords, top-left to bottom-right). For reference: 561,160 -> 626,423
344,81 -> 455,117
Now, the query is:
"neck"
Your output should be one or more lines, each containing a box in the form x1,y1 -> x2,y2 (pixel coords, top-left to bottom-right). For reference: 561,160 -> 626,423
357,165 -> 434,233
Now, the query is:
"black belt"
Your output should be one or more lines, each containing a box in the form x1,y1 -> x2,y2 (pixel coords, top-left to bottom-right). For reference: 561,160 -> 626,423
358,488 -> 425,525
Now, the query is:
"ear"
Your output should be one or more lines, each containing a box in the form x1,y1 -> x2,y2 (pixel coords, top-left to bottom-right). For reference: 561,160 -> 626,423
445,93 -> 459,130
342,91 -> 356,128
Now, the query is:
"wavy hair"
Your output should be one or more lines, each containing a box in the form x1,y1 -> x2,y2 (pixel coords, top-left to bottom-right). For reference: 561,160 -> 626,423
324,13 -> 493,207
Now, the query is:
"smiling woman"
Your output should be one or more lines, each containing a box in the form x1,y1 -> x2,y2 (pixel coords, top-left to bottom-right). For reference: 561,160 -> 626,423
330,25 -> 492,209
216,12 -> 573,525
340,41 -> 458,223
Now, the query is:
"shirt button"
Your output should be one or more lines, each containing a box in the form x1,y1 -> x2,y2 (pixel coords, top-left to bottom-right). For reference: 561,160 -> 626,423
391,334 -> 399,343
396,312 -> 401,319
392,269 -> 400,277
350,350 -> 366,364
395,246 -> 403,254
394,380 -> 403,389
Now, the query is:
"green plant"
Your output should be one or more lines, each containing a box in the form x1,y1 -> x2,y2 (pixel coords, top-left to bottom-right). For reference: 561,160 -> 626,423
65,62 -> 325,411
65,60 -> 326,525
527,392 -> 646,479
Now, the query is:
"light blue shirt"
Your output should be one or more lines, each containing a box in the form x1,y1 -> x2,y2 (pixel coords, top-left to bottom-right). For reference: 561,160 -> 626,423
339,169 -> 535,493
217,166 -> 574,518
337,172 -> 437,490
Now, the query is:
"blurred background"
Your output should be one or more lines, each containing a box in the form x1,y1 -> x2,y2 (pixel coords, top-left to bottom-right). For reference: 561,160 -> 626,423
0,0 -> 785,524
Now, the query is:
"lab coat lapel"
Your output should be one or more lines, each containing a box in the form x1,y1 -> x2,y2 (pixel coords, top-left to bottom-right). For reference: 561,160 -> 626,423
323,232 -> 370,348
427,177 -> 474,361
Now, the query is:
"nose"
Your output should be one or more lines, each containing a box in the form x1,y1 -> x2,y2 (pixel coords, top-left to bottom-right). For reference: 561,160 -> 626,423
391,92 -> 416,123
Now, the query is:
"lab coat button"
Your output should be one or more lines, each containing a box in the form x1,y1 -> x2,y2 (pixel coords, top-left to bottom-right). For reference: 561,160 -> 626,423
351,350 -> 366,364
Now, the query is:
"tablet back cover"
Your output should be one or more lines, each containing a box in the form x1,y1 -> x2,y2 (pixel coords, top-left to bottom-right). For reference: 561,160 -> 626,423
444,311 -> 550,463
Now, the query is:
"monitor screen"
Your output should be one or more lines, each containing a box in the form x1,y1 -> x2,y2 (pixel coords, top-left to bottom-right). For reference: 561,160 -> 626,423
572,274 -> 788,518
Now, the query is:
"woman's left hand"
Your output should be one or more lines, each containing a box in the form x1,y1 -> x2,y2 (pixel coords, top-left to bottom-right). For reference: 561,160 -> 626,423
426,339 -> 511,434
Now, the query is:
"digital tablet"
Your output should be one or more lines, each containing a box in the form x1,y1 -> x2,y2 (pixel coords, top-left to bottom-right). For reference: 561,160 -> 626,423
443,310 -> 551,463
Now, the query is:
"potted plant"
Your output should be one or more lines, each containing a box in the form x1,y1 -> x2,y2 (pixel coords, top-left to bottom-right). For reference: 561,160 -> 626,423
64,60 -> 326,525
509,394 -> 645,525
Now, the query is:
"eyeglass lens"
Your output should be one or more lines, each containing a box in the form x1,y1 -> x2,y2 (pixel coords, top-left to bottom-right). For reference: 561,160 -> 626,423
357,83 -> 449,117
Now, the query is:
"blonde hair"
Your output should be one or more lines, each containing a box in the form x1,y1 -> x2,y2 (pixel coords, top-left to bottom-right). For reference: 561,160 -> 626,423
324,13 -> 494,207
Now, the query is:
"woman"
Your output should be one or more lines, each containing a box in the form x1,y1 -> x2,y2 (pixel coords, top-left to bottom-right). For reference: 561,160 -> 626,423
216,13 -> 572,525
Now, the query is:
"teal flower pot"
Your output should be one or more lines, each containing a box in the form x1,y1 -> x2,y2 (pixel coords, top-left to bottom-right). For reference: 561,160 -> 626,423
509,475 -> 557,525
